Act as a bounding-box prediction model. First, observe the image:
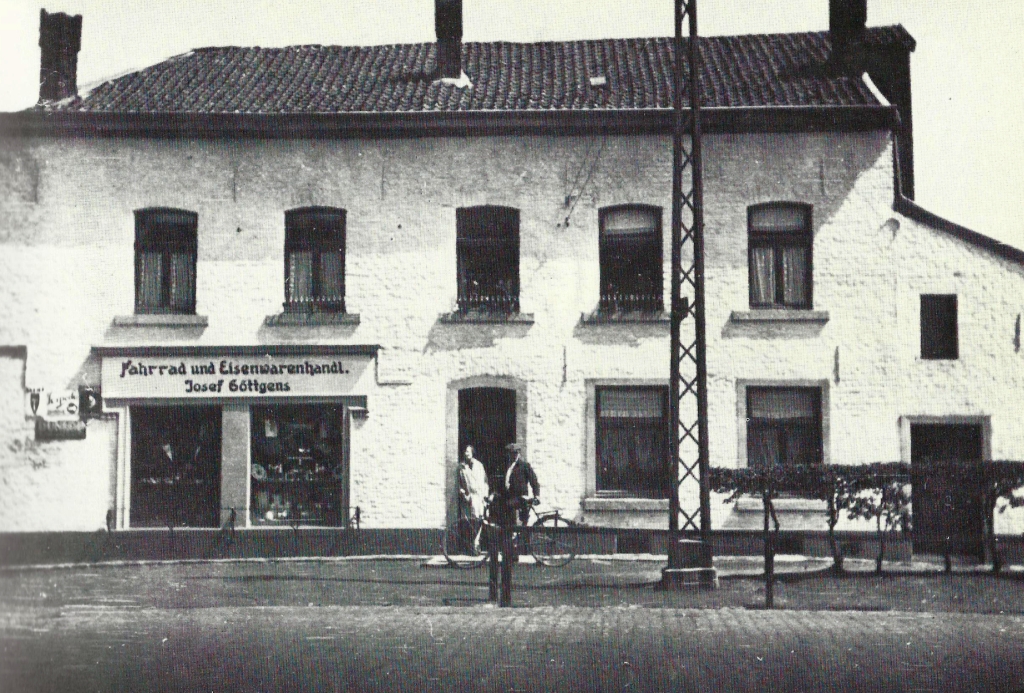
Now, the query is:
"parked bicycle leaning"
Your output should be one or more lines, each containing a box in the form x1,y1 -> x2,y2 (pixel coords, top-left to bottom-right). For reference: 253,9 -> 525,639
442,442 -> 579,569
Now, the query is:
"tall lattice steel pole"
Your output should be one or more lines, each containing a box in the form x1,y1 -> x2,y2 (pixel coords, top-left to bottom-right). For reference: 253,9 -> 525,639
660,0 -> 717,589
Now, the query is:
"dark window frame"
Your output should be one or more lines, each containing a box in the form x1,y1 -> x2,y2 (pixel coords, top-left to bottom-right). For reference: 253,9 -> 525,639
134,208 -> 198,315
748,202 -> 813,309
745,386 -> 824,469
284,207 -> 347,313
920,294 -> 959,360
598,204 -> 664,313
595,385 -> 670,498
456,205 -> 520,314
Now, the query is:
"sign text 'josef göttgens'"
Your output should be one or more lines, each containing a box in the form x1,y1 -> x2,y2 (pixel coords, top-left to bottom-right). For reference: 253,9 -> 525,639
100,356 -> 370,399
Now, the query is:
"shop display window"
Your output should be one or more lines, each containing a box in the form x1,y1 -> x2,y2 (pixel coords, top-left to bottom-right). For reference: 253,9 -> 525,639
130,406 -> 222,527
250,405 -> 347,526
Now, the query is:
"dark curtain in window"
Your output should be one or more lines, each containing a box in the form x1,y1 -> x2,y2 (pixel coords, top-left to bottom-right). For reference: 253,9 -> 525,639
457,206 -> 520,312
596,388 -> 668,497
600,207 -> 662,312
746,387 -> 822,467
135,209 -> 198,314
285,208 -> 346,311
748,204 -> 811,309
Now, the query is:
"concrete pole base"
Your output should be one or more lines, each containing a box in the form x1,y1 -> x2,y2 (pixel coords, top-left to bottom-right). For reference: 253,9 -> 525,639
658,538 -> 718,590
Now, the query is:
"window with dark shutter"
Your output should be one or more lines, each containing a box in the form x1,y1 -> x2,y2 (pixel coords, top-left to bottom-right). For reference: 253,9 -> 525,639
746,387 -> 823,468
284,208 -> 346,313
134,208 -> 198,314
456,206 -> 520,314
748,203 -> 813,309
920,295 -> 958,359
596,387 -> 669,497
599,206 -> 663,312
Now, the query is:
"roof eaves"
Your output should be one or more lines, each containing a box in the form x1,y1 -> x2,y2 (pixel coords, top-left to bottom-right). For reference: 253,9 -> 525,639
0,104 -> 899,139
894,195 -> 1024,267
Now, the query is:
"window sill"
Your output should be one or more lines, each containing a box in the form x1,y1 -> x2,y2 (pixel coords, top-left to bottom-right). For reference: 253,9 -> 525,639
438,311 -> 535,324
264,312 -> 361,327
729,309 -> 829,324
113,314 -> 208,327
733,497 -> 827,513
582,497 -> 669,512
580,310 -> 670,325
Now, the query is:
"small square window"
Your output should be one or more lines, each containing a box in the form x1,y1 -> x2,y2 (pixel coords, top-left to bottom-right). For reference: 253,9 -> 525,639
746,387 -> 823,468
748,203 -> 812,309
599,206 -> 663,312
920,295 -> 958,359
596,387 -> 669,497
285,208 -> 346,313
134,209 -> 197,314
457,206 -> 520,313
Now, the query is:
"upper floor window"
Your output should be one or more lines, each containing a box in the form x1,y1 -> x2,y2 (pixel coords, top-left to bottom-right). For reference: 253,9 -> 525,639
285,208 -> 346,313
596,386 -> 669,497
457,206 -> 519,313
746,387 -> 823,468
748,203 -> 812,309
135,208 -> 197,314
920,294 -> 958,360
599,206 -> 663,312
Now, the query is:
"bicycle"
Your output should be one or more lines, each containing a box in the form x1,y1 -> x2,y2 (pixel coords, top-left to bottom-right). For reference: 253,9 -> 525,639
440,496 -> 580,568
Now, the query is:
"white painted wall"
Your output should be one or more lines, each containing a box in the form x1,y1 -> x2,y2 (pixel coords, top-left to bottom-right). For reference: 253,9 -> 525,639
0,130 -> 1021,535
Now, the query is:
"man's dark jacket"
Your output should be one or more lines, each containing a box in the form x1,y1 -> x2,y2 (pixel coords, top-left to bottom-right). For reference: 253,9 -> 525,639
504,458 -> 540,499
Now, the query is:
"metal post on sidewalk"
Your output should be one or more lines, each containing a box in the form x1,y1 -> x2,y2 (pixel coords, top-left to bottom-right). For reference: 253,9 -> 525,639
499,525 -> 513,607
488,523 -> 500,603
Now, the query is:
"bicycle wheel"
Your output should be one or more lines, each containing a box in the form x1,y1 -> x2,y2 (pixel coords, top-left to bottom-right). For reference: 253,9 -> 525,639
530,514 -> 578,567
440,518 -> 487,569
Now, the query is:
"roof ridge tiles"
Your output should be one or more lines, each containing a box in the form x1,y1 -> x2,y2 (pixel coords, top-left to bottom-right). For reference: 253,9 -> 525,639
31,26 -> 913,115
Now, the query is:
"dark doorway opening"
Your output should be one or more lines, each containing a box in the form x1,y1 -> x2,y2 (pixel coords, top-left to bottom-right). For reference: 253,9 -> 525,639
131,406 -> 222,527
458,387 -> 516,495
910,423 -> 984,560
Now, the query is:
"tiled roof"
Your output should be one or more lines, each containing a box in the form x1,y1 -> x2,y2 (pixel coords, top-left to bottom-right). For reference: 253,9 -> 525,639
44,26 -> 914,114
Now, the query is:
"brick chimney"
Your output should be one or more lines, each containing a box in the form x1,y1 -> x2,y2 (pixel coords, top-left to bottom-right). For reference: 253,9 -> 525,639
829,0 -> 867,65
435,0 -> 462,79
38,8 -> 83,102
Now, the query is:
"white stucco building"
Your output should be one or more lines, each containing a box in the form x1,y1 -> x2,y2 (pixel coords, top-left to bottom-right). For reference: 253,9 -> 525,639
1,0 -> 1021,563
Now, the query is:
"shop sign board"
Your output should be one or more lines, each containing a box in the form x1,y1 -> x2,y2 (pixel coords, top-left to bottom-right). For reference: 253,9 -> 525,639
35,419 -> 87,441
30,390 -> 80,421
101,354 -> 372,399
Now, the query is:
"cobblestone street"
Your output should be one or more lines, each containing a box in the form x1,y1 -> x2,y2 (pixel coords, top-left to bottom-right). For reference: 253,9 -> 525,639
3,604 -> 1023,692
1,558 -> 1023,691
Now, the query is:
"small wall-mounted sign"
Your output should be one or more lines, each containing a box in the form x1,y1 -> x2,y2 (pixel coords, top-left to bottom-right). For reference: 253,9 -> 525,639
79,386 -> 103,418
41,390 -> 79,422
35,418 -> 87,441
25,389 -> 43,418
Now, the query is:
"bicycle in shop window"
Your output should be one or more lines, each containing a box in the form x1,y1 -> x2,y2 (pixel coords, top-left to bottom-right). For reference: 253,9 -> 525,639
440,496 -> 581,569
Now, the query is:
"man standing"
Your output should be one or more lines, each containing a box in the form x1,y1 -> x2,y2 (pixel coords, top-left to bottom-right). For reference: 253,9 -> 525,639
501,443 -> 540,527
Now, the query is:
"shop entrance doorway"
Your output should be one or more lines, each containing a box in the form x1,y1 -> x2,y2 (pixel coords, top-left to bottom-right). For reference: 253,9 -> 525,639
459,387 -> 517,493
911,423 -> 985,560
130,406 -> 222,527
